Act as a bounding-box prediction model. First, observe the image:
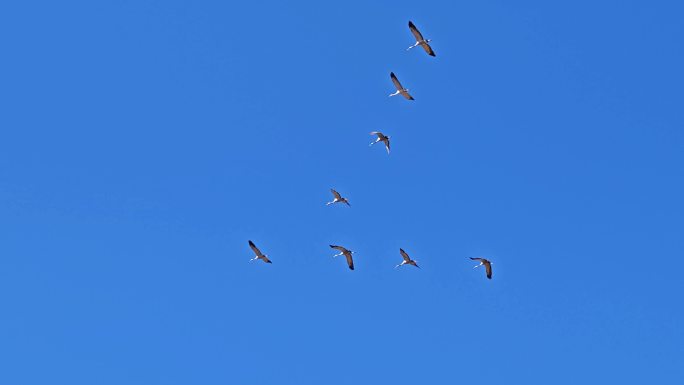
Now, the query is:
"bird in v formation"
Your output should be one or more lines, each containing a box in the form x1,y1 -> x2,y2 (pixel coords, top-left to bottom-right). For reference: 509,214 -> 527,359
407,20 -> 436,57
247,240 -> 495,280
369,131 -> 391,154
247,21 -> 496,280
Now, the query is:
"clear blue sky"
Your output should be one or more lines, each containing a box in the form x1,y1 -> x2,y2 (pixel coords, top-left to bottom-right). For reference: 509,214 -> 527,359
1,1 -> 683,384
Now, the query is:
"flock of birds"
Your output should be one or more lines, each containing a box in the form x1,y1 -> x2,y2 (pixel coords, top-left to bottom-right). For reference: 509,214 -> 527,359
248,21 -> 494,280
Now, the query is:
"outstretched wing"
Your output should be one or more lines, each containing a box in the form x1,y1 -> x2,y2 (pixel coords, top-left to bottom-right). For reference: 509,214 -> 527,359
484,261 -> 492,279
470,257 -> 484,262
330,244 -> 347,253
249,240 -> 263,257
383,137 -> 390,153
390,72 -> 404,91
401,90 -> 415,100
400,248 -> 411,262
370,131 -> 384,139
330,189 -> 342,200
345,252 -> 355,270
422,43 -> 436,57
408,21 -> 425,41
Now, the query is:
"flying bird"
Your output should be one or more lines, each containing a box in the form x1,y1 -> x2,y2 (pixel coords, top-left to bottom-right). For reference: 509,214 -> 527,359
396,248 -> 420,268
330,245 -> 355,270
326,189 -> 350,206
369,131 -> 391,154
248,240 -> 272,264
406,21 -> 435,57
389,72 -> 414,100
470,257 -> 492,279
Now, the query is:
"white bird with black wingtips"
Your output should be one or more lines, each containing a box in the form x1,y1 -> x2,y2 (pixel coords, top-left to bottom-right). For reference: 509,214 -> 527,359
389,72 -> 414,100
470,257 -> 493,279
369,131 -> 391,154
248,240 -> 272,264
396,248 -> 420,269
406,21 -> 436,57
326,189 -> 350,206
329,245 -> 355,270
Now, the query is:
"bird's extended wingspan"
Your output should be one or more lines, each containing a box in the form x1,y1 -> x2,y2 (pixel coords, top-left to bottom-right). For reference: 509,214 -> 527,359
330,189 -> 342,200
471,257 -> 492,279
400,248 -> 411,262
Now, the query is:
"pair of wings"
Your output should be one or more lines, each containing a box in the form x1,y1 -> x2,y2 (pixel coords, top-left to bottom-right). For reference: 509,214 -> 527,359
470,257 -> 492,279
390,72 -> 415,100
330,245 -> 354,270
408,21 -> 436,57
249,240 -> 272,263
370,132 -> 390,152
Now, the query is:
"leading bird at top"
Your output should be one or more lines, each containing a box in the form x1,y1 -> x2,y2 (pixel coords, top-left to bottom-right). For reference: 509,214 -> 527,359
406,21 -> 435,57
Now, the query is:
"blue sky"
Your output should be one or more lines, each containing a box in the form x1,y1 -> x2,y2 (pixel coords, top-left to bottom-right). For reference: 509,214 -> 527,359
1,1 -> 683,384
